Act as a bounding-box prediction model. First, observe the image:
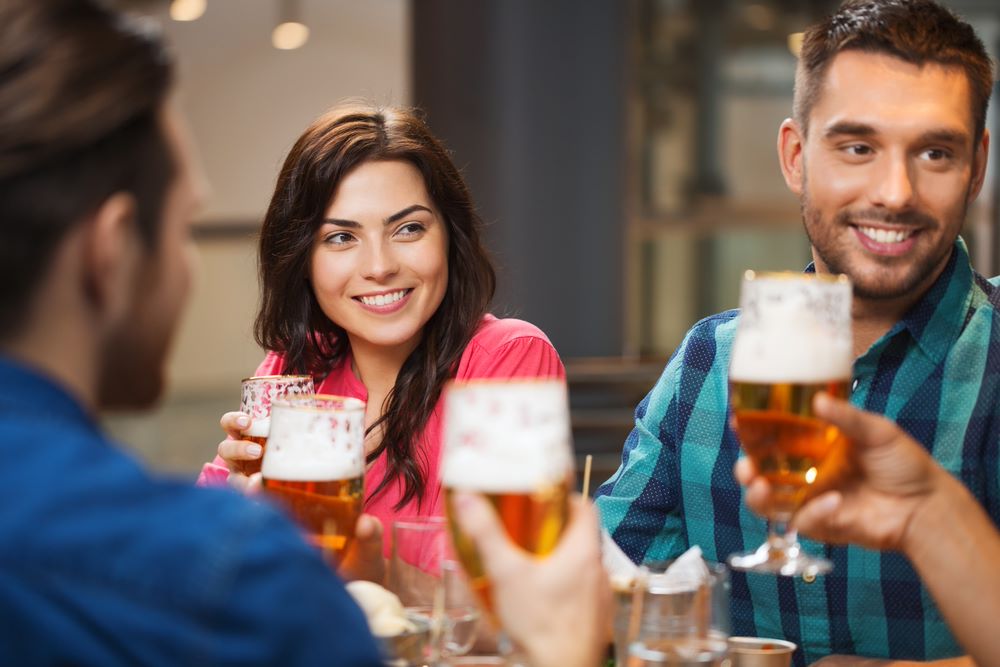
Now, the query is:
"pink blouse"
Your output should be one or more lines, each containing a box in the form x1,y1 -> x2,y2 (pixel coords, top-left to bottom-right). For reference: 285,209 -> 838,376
197,315 -> 565,555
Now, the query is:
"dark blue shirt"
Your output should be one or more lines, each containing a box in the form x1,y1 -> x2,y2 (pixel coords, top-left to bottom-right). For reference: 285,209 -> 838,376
0,355 -> 382,666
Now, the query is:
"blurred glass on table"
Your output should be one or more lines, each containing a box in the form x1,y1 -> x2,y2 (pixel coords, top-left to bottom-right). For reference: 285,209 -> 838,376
260,394 -> 365,567
237,374 -> 314,475
728,271 -> 853,576
388,516 -> 480,666
625,560 -> 730,667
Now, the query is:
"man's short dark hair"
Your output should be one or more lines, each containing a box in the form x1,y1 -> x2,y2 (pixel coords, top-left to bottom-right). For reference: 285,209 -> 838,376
0,0 -> 175,339
795,0 -> 994,139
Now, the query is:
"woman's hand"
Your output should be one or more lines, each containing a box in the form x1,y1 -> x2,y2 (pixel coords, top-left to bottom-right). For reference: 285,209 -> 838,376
217,411 -> 263,494
338,514 -> 386,585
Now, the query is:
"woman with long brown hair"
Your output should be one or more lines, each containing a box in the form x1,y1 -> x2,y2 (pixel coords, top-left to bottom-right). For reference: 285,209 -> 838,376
197,103 -> 563,559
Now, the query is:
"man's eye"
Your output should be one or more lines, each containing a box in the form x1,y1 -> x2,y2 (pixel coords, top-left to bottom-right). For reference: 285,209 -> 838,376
845,144 -> 872,156
922,148 -> 952,161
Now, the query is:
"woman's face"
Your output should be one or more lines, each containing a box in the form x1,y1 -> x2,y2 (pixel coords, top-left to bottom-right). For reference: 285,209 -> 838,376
310,159 -> 449,358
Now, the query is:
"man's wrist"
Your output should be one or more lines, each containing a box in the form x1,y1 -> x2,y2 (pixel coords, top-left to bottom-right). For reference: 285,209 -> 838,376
898,467 -> 969,561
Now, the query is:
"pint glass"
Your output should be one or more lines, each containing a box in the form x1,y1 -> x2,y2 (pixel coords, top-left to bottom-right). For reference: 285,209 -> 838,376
727,271 -> 852,576
237,374 -> 314,476
261,394 -> 365,566
441,379 -> 574,617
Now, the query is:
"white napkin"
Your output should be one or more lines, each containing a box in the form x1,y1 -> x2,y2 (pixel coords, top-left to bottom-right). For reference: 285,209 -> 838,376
345,581 -> 417,637
649,545 -> 709,593
601,530 -> 709,592
602,529 -> 638,590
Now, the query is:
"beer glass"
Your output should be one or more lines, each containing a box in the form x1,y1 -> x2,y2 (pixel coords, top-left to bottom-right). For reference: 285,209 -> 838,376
388,517 -> 480,665
260,394 -> 365,567
727,271 -> 852,576
237,374 -> 314,476
441,379 -> 574,662
626,562 -> 730,667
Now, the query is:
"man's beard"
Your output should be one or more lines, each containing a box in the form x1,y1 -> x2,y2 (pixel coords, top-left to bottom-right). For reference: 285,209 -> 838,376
799,190 -> 963,302
96,320 -> 168,410
95,268 -> 173,411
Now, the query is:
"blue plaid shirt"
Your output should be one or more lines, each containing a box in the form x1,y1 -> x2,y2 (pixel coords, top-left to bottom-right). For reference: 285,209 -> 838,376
596,239 -> 1000,665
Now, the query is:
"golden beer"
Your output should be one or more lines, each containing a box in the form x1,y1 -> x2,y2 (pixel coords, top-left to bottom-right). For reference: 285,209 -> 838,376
444,481 -> 569,614
235,433 -> 268,476
731,379 -> 850,513
238,375 -> 314,477
260,394 -> 366,568
262,475 -> 364,564
441,379 -> 574,621
727,271 -> 852,576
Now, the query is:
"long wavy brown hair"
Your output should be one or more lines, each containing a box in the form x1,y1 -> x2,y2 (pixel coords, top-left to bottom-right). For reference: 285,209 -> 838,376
255,103 -> 496,509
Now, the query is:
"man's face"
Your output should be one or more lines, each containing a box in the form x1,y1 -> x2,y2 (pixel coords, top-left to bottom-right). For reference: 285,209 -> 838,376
98,108 -> 201,408
781,51 -> 988,301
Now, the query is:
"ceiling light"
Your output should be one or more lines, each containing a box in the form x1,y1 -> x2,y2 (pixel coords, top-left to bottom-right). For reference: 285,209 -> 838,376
273,21 -> 309,50
170,0 -> 206,22
273,0 -> 309,50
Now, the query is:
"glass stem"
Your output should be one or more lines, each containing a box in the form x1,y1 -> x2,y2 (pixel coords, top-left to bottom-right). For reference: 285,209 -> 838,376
497,630 -> 531,667
768,515 -> 801,559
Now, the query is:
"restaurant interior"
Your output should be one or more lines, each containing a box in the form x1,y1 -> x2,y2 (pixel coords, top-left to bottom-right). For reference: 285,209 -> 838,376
106,0 -> 1000,492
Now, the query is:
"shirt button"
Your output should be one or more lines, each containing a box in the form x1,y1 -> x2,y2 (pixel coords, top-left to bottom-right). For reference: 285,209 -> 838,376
803,572 -> 817,584
851,378 -> 859,392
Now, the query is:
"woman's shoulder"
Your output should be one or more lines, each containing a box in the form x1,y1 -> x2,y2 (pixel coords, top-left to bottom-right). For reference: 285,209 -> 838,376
254,351 -> 287,376
458,315 -> 564,379
468,314 -> 554,351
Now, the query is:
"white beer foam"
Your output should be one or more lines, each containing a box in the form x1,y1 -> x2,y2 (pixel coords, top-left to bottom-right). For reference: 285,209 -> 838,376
261,404 -> 364,481
730,277 -> 852,383
441,380 -> 573,492
244,417 -> 270,438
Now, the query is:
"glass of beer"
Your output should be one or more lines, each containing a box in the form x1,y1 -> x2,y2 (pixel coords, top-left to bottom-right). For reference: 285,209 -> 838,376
441,379 -> 574,627
727,271 -> 852,577
237,374 -> 314,476
260,394 -> 365,567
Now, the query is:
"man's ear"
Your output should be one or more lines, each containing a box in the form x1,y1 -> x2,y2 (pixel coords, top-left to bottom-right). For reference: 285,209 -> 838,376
778,117 -> 806,196
81,192 -> 140,322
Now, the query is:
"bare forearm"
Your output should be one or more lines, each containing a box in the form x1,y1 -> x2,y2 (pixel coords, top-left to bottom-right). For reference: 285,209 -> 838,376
901,472 -> 1000,667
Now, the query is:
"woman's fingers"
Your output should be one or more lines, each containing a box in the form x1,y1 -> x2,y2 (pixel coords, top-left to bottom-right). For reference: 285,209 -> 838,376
217,437 -> 263,463
227,471 -> 261,495
220,411 -> 251,440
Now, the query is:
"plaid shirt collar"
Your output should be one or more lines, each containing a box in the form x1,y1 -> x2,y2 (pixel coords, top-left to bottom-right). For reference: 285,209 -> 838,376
804,237 -> 973,366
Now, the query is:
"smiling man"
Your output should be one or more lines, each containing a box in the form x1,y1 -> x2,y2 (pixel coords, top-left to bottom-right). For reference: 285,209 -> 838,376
596,1 -> 998,665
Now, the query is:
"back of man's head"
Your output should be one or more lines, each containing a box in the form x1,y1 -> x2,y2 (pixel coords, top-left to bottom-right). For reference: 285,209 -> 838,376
0,0 -> 174,341
794,0 -> 994,140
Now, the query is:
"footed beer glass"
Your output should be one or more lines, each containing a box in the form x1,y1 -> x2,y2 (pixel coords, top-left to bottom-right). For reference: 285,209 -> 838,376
727,271 -> 852,577
441,379 -> 574,662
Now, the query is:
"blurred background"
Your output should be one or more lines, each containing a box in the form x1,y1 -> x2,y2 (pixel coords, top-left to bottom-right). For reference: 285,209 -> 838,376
106,0 -> 1000,488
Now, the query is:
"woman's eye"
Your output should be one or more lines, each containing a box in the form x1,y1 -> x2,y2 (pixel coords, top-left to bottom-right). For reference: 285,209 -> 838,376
324,232 -> 355,245
395,222 -> 425,237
